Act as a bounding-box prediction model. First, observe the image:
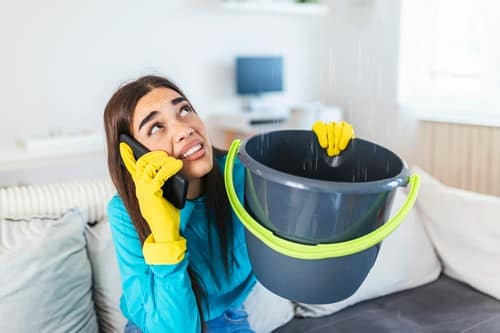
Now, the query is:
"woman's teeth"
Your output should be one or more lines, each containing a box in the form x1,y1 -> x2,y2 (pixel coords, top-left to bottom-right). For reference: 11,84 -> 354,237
182,144 -> 202,159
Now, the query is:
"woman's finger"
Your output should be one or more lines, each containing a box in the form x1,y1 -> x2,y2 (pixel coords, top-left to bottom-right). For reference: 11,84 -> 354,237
326,122 -> 336,156
154,158 -> 183,189
312,121 -> 328,149
338,121 -> 354,151
119,142 -> 137,180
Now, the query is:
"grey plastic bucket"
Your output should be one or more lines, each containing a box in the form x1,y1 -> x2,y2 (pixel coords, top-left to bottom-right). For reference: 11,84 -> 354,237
224,130 -> 420,304
245,230 -> 380,303
240,130 -> 409,245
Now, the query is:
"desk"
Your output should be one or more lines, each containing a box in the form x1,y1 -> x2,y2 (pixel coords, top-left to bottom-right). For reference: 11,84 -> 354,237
208,112 -> 290,149
208,107 -> 343,149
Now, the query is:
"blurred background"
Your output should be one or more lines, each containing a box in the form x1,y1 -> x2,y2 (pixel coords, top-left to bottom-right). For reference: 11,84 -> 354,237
1,0 -> 498,196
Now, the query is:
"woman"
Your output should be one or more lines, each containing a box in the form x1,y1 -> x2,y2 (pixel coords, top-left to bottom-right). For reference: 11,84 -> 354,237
103,75 -> 353,333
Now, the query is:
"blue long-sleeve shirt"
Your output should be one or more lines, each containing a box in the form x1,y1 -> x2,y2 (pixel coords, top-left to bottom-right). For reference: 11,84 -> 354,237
107,155 -> 256,332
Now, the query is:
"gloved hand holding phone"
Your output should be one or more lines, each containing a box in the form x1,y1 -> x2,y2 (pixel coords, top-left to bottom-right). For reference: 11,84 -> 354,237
119,142 -> 187,265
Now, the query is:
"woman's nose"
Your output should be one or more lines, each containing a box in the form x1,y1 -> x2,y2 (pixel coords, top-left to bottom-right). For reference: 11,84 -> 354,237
174,126 -> 194,143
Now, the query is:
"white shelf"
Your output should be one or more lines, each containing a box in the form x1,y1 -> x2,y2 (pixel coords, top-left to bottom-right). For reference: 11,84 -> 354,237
211,110 -> 291,133
220,1 -> 329,15
0,133 -> 107,172
0,145 -> 106,172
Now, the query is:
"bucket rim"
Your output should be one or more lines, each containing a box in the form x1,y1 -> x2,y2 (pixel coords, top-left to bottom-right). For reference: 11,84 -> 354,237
224,139 -> 422,259
238,130 -> 409,195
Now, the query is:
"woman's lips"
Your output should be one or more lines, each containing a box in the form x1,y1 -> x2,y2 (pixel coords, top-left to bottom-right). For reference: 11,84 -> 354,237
182,144 -> 205,161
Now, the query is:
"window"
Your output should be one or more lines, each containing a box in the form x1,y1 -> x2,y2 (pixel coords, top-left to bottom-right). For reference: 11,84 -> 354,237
398,0 -> 500,126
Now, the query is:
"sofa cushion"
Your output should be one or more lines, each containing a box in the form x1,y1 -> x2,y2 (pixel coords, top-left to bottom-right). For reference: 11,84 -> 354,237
295,187 -> 442,317
85,217 -> 127,333
414,166 -> 500,300
0,207 -> 98,333
276,275 -> 500,333
244,281 -> 295,333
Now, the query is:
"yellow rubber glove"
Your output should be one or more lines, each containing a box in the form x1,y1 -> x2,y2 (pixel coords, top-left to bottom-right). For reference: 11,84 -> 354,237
119,142 -> 186,265
312,121 -> 354,157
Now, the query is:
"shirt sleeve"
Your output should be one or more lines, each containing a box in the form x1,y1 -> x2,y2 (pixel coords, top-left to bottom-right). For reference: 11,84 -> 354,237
107,195 -> 201,333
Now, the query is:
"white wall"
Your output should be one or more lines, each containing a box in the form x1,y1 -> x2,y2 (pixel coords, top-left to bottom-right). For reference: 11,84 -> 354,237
319,0 -> 418,166
1,0 -> 419,185
1,0 -> 327,184
1,0 -> 326,147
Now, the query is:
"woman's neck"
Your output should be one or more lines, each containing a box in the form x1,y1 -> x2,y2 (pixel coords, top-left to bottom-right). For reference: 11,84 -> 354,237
186,177 -> 202,200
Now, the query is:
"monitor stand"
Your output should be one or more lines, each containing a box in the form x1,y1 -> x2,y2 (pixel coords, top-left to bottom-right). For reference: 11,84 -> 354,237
241,95 -> 260,113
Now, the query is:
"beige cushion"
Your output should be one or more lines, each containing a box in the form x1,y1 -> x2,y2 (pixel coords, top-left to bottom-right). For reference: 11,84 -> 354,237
414,166 -> 500,300
0,208 -> 98,333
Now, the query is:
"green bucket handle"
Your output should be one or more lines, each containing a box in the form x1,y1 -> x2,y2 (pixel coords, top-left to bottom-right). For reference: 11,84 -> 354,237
224,139 -> 421,260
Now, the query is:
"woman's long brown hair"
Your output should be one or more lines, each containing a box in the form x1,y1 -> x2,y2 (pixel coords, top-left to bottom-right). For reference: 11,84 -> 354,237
103,75 -> 234,330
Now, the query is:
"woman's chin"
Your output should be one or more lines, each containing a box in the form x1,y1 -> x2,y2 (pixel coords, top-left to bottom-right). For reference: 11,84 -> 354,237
181,159 -> 213,179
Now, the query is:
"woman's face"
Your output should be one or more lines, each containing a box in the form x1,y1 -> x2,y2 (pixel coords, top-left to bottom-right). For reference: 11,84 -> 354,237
131,87 -> 213,180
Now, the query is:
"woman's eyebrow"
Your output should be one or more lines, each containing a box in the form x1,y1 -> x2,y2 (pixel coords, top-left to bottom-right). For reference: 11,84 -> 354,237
171,96 -> 187,106
138,110 -> 159,131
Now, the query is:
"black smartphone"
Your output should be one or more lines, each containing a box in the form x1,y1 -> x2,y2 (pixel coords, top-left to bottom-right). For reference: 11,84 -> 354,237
119,133 -> 188,209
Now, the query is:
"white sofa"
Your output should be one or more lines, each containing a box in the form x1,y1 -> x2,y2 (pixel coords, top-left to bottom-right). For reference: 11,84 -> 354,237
0,167 -> 499,333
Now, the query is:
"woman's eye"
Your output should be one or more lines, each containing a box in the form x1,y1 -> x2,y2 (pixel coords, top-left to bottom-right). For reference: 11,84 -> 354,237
148,123 -> 163,136
179,105 -> 193,117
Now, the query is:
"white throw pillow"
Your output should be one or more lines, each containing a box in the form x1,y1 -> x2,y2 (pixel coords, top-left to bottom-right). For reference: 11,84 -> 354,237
244,280 -> 295,333
85,217 -> 127,333
414,166 -> 500,300
0,208 -> 98,333
295,186 -> 442,317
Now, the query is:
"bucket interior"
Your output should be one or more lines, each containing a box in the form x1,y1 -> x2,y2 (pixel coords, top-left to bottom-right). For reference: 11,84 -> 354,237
240,130 -> 408,244
244,131 -> 404,183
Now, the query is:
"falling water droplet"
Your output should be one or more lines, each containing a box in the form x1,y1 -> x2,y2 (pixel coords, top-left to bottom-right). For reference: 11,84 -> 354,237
347,100 -> 354,122
378,65 -> 382,98
314,150 -> 318,173
357,41 -> 362,84
329,48 -> 336,91
260,131 -> 265,158
357,159 -> 361,181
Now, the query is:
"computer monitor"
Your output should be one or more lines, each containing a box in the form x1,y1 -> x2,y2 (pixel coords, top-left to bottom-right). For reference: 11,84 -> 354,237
236,56 -> 283,96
